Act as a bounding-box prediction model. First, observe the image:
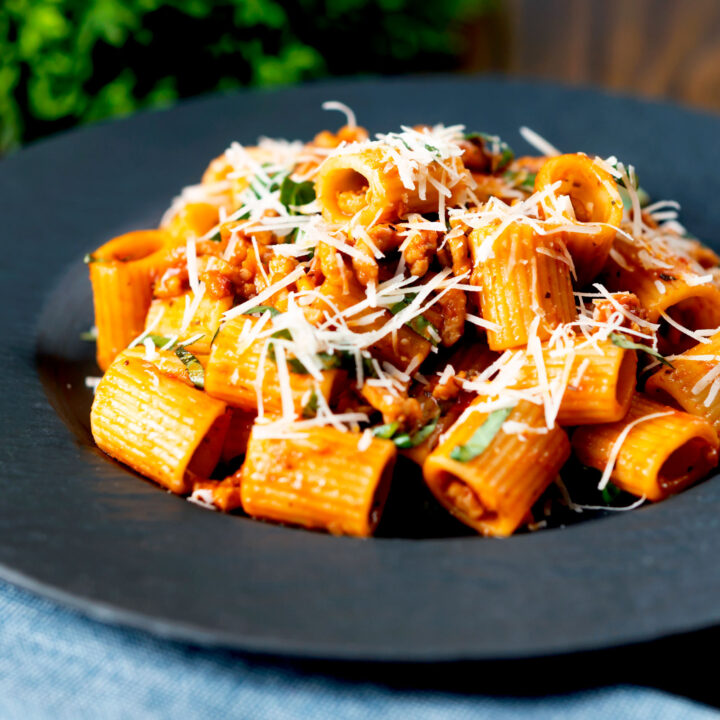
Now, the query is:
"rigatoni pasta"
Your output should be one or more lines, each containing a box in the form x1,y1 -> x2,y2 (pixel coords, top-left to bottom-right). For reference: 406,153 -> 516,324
84,103 -> 720,537
572,394 -> 719,501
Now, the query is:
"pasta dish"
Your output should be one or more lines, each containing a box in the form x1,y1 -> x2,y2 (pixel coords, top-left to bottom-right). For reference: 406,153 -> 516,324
85,101 -> 720,537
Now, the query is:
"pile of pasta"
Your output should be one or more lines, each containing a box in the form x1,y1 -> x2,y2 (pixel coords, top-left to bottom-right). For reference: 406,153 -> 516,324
87,102 -> 720,537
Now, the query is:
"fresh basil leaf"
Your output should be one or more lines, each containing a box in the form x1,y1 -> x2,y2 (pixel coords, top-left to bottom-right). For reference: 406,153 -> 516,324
175,347 -> 205,389
362,356 -> 378,379
465,132 -> 514,173
279,176 -> 316,213
408,314 -> 440,345
610,332 -> 673,368
389,294 -> 416,315
388,294 -> 438,343
302,391 -> 318,419
618,185 -> 650,211
393,416 -> 439,449
271,328 -> 292,341
148,334 -> 174,349
84,253 -> 111,264
208,229 -> 222,242
247,165 -> 287,200
285,352 -> 342,375
246,305 -> 281,317
504,169 -> 536,191
286,357 -> 308,373
601,482 -> 622,505
372,421 -> 399,439
450,406 -> 514,462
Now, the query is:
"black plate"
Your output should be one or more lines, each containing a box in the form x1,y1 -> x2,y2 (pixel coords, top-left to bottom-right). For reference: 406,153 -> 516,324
3,76 -> 720,662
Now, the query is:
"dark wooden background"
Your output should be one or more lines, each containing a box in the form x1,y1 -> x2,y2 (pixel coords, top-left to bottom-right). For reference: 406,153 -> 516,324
463,0 -> 720,112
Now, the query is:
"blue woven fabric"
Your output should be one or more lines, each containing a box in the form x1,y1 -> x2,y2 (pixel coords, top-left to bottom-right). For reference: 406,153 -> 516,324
0,579 -> 716,720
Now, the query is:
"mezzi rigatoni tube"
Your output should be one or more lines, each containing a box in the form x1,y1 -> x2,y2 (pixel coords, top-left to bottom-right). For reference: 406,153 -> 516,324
645,330 -> 720,433
89,230 -> 174,370
468,221 -> 576,351
91,351 -> 229,494
513,337 -> 637,425
423,399 -> 570,537
316,146 -> 468,225
534,153 -> 623,286
240,426 -> 396,536
205,315 -> 342,413
572,394 -> 719,501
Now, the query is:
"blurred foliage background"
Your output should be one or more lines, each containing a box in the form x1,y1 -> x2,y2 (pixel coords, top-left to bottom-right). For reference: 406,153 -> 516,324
3,0 -> 720,154
0,0 -> 495,153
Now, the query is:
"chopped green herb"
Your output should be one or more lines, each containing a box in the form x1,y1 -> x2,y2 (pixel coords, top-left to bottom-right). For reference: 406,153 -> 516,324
83,253 -> 110,264
465,132 -> 514,173
246,164 -> 287,201
450,406 -> 514,462
618,185 -> 650,211
302,391 -> 318,419
389,294 -> 416,315
80,328 -> 97,342
408,314 -> 440,345
362,355 -> 378,379
610,333 -> 673,368
271,328 -> 293,341
279,176 -> 316,213
601,482 -> 622,505
210,327 -> 221,346
246,305 -> 281,317
393,416 -> 439,449
148,334 -> 174,349
388,293 -> 439,343
208,229 -> 222,242
286,352 -> 342,375
372,421 -> 399,439
504,169 -> 536,191
175,347 -> 205,389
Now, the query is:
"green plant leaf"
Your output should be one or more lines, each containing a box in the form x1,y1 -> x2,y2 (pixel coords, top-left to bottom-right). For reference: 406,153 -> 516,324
246,305 -> 280,317
175,347 -> 205,389
372,421 -> 399,439
450,406 -> 514,462
609,333 -> 673,368
464,132 -> 514,172
392,416 -> 439,449
279,175 -> 316,213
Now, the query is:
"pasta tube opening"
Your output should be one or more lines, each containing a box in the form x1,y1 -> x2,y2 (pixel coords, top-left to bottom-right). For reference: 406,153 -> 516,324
535,154 -> 622,285
615,350 -> 637,410
92,231 -> 169,264
432,471 -> 490,523
536,154 -> 621,227
331,169 -> 371,218
658,437 -> 718,493
571,394 -> 720,501
658,294 -> 720,354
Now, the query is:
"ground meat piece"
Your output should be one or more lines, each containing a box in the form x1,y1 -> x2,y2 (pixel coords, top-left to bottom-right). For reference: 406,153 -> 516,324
432,375 -> 464,402
336,188 -> 367,217
592,292 -> 646,332
403,228 -> 438,277
351,224 -> 404,286
437,288 -> 467,346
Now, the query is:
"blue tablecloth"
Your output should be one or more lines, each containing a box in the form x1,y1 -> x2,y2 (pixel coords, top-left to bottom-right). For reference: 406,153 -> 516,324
0,579 -> 716,720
